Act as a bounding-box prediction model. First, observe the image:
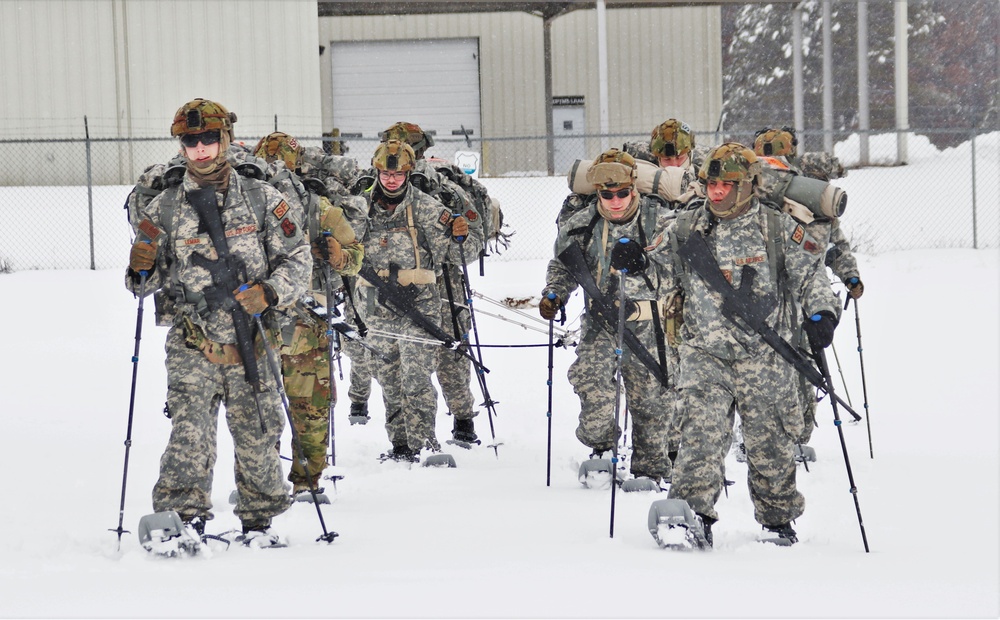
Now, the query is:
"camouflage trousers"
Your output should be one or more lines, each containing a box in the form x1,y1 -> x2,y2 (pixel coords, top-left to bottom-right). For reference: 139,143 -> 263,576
343,332 -> 374,407
665,344 -> 682,456
281,338 -> 332,488
568,323 -> 672,479
668,345 -> 805,526
369,311 -> 442,452
437,302 -> 476,420
154,326 -> 291,524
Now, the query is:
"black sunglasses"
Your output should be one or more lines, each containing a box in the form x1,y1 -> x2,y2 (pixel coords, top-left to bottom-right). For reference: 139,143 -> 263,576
599,188 -> 631,200
180,130 -> 221,148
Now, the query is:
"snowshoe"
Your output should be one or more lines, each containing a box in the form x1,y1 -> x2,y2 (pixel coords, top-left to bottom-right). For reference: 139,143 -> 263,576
578,451 -> 620,489
138,511 -> 206,558
647,499 -> 712,551
794,444 -> 817,463
446,417 -> 481,450
422,449 -> 457,468
620,475 -> 662,493
378,444 -> 419,464
759,523 -> 798,546
292,484 -> 331,505
348,401 -> 370,425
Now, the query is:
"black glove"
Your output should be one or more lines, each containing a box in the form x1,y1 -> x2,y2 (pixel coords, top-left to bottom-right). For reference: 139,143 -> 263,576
539,293 -> 562,321
803,311 -> 837,350
610,238 -> 647,274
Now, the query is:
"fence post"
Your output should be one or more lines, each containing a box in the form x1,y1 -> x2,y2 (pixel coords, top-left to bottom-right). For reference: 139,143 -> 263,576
85,116 -> 95,270
971,128 -> 978,250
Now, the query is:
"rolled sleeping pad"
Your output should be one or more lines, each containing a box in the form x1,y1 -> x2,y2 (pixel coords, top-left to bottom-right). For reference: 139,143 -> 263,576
567,158 -> 688,202
783,174 -> 847,220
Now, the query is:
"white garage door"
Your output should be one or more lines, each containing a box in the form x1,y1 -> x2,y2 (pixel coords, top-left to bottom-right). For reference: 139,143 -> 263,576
331,38 -> 481,158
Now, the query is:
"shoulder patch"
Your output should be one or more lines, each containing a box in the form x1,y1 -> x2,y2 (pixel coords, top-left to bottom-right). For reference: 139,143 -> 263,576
272,201 -> 290,220
803,239 -> 822,254
791,225 -> 805,245
280,218 -> 297,237
438,209 -> 453,226
464,209 -> 478,222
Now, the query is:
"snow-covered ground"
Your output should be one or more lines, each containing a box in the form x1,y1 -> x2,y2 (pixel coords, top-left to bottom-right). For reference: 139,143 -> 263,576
0,136 -> 997,618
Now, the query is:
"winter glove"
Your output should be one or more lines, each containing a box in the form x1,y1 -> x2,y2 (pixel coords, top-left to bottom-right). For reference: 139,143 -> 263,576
539,293 -> 562,321
610,238 -> 648,274
803,311 -> 837,350
234,282 -> 277,316
129,239 -> 157,274
451,215 -> 470,242
313,234 -> 347,271
845,277 -> 865,300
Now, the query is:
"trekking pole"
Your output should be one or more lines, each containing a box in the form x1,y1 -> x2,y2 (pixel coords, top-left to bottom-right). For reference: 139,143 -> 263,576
109,269 -> 148,550
812,342 -> 870,553
249,307 -> 338,543
544,293 -> 565,487
608,266 -> 628,538
456,238 -> 502,457
322,259 -> 341,483
847,295 -> 874,458
830,341 -> 853,407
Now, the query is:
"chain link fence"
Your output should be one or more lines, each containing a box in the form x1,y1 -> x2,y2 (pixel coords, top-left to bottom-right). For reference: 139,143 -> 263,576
0,127 -> 996,272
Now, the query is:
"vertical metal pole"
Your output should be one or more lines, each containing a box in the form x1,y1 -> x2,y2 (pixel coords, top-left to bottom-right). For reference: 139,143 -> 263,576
857,1 -> 870,165
971,130 -> 978,249
895,0 -> 909,164
596,0 -> 610,152
792,3 -> 805,149
544,17 -> 555,176
822,0 -> 834,154
85,116 -> 96,270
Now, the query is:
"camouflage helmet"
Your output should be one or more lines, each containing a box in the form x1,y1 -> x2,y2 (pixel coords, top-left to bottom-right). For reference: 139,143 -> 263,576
753,126 -> 798,157
253,132 -> 302,170
650,119 -> 695,159
700,143 -> 761,220
170,98 -> 237,139
372,139 -> 416,172
698,142 -> 762,185
379,122 -> 434,158
586,148 -> 637,190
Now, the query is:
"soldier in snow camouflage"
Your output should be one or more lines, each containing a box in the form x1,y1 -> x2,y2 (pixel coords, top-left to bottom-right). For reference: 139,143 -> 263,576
654,143 -> 840,544
253,132 -> 364,496
379,121 -> 487,445
541,148 -> 675,482
126,99 -> 312,536
357,140 -> 483,462
753,127 -> 862,448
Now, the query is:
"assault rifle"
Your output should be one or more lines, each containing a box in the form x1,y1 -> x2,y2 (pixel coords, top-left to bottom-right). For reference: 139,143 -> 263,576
187,187 -> 266,401
556,243 -> 669,387
676,230 -> 861,422
357,260 -> 489,375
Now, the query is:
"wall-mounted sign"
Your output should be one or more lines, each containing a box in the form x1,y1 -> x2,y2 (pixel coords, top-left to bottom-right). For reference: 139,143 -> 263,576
553,95 -> 585,107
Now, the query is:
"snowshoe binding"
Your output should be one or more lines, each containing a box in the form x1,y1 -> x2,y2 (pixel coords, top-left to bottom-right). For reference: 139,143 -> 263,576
348,401 -> 370,425
759,523 -> 798,546
292,483 -> 331,505
221,520 -> 288,549
446,417 -> 481,450
378,443 -> 419,464
620,472 -> 662,493
647,499 -> 712,551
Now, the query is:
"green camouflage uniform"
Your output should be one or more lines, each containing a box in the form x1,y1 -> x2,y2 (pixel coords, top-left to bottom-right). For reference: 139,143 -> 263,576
126,169 -> 312,525
543,194 -> 675,480
358,182 -> 484,453
280,195 -> 363,489
657,200 -> 838,526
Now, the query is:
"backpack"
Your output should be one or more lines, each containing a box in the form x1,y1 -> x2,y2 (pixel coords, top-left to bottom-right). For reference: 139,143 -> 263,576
430,159 -> 511,254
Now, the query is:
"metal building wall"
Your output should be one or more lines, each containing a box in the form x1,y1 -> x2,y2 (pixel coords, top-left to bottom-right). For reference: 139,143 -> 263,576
317,6 -> 720,175
0,0 -> 323,185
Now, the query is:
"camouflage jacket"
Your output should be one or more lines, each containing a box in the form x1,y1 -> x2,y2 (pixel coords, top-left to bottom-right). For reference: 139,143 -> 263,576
543,194 -> 675,338
126,169 -> 312,344
657,200 -> 838,361
358,184 -> 484,317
